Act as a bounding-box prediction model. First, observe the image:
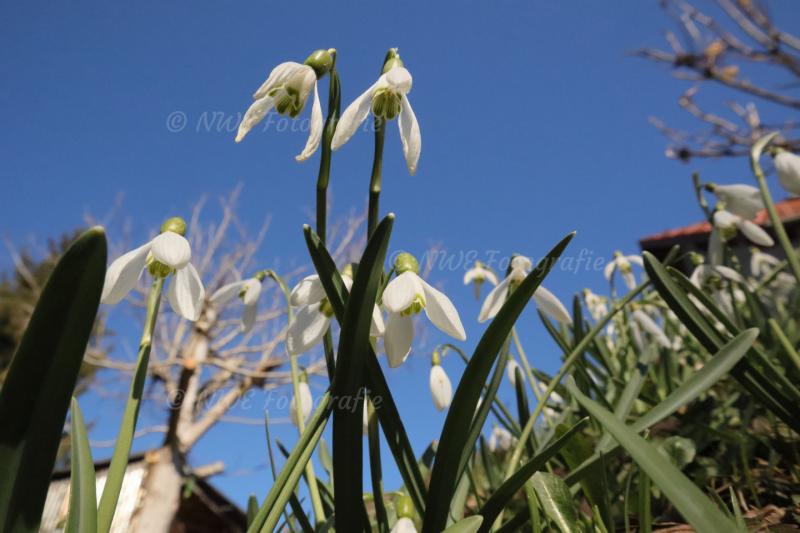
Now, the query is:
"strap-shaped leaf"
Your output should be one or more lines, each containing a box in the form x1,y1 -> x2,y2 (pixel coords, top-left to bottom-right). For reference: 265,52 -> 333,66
476,418 -> 588,532
643,252 -> 800,432
247,392 -> 333,533
332,214 -> 393,531
565,328 -> 759,485
567,377 -> 742,533
65,398 -> 97,533
0,227 -> 106,533
530,472 -> 580,533
422,232 -> 574,533
304,223 -> 427,514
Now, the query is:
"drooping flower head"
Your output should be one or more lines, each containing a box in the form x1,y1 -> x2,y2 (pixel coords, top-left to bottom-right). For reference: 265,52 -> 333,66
391,494 -> 417,533
235,49 -> 335,162
429,350 -> 452,412
479,255 -> 572,325
331,49 -> 421,175
749,247 -> 781,278
604,251 -> 643,291
488,425 -> 515,453
209,271 -> 265,333
706,183 -> 764,220
463,261 -> 499,299
382,252 -> 466,367
101,217 -> 205,321
286,269 -> 385,355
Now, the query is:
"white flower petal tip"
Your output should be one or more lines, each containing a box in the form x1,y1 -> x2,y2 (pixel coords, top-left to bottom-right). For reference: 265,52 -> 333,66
289,382 -> 313,427
167,263 -> 205,321
101,242 -> 151,304
488,426 -> 514,453
390,517 -> 418,533
533,286 -> 572,325
290,275 -> 326,307
478,277 -> 511,323
632,310 -> 671,348
209,280 -> 247,306
506,359 -> 523,387
421,280 -> 466,341
429,365 -> 452,411
295,81 -> 323,162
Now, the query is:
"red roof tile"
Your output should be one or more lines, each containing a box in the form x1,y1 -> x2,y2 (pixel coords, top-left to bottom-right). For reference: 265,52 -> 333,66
640,197 -> 800,246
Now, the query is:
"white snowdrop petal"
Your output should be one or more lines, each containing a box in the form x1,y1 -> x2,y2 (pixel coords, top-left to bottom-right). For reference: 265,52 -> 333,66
533,286 -> 572,325
714,184 -> 763,219
209,280 -> 247,306
390,517 -> 418,533
290,275 -> 326,306
235,94 -> 276,143
101,242 -> 151,304
632,310 -> 670,348
384,312 -> 414,368
738,219 -> 774,247
398,95 -> 421,175
421,279 -> 466,341
478,276 -> 511,322
167,263 -> 205,321
429,365 -> 452,412
384,67 -> 413,93
241,279 -> 262,306
253,62 -> 305,99
603,260 -> 616,281
510,256 -> 532,273
775,151 -> 800,196
241,302 -> 258,333
286,303 -> 330,355
370,305 -> 385,337
331,81 -> 378,150
289,381 -> 313,427
383,272 -> 423,314
506,359 -> 523,387
296,81 -> 323,162
151,232 -> 192,270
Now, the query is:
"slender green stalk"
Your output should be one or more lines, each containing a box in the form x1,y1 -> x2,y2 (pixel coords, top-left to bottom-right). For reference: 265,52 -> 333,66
503,282 -> 649,482
768,318 -> 800,373
97,277 -> 164,533
511,327 -> 554,426
316,59 -> 340,244
750,133 -> 800,284
264,270 -> 326,525
368,117 -> 386,237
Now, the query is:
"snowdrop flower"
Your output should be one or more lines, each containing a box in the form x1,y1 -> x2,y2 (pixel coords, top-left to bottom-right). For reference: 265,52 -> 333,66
391,495 -> 417,533
631,309 -> 671,349
707,183 -> 764,219
713,209 -> 774,247
604,251 -> 644,290
429,351 -> 452,412
289,374 -> 313,427
479,255 -> 572,325
463,261 -> 499,299
101,217 -> 205,321
773,149 -> 800,196
209,272 -> 265,333
382,253 -> 466,368
235,49 -> 334,161
506,359 -> 524,387
331,49 -> 421,175
750,247 -> 781,278
286,271 -> 385,355
582,289 -> 608,321
488,425 -> 515,453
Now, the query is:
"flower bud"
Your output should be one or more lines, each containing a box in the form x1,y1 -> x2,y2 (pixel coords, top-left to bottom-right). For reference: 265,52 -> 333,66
395,494 -> 414,519
160,216 -> 187,236
394,252 -> 419,274
304,49 -> 335,78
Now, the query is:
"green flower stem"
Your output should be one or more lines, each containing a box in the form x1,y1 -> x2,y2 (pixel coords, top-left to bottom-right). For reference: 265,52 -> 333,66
97,276 -> 164,533
503,282 -> 649,482
368,117 -> 386,238
316,60 -> 341,244
750,133 -> 800,285
511,327 -> 554,426
263,270 -> 326,526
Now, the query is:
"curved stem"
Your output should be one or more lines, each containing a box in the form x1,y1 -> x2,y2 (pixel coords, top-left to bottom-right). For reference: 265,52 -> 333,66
316,65 -> 341,244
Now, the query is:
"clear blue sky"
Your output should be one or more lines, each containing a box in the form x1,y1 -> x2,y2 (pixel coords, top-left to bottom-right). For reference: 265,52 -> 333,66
2,0 -> 798,511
